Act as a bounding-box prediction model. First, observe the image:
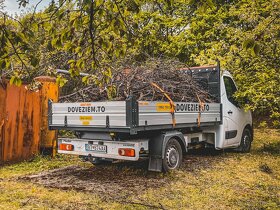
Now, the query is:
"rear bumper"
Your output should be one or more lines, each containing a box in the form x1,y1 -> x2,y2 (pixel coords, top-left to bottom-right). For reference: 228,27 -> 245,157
58,138 -> 149,161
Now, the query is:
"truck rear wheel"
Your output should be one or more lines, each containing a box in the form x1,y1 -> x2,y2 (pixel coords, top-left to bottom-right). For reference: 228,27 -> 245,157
163,138 -> 182,172
236,128 -> 252,153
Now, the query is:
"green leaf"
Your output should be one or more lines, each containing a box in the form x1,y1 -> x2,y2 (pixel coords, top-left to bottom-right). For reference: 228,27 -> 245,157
68,60 -> 76,64
59,0 -> 64,7
127,0 -> 139,13
10,76 -> 22,87
243,39 -> 255,50
61,30 -> 69,42
4,59 -> 11,69
69,68 -> 80,77
64,42 -> 73,51
10,76 -> 16,85
51,38 -> 58,47
76,59 -> 85,69
15,78 -> 22,86
75,47 -> 82,54
95,0 -> 103,7
113,4 -> 118,13
115,49 -> 120,57
56,76 -> 68,87
30,56 -> 39,67
57,10 -> 65,20
252,44 -> 261,56
205,0 -> 215,8
74,19 -> 80,29
82,76 -> 89,84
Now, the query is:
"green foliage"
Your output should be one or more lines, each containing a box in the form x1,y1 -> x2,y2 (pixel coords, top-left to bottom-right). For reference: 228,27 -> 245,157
259,121 -> 267,129
243,39 -> 261,56
0,0 -> 279,125
10,75 -> 22,86
56,75 -> 68,87
184,0 -> 280,125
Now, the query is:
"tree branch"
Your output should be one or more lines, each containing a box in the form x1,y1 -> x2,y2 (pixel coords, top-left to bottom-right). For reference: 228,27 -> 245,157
89,0 -> 97,64
3,28 -> 28,70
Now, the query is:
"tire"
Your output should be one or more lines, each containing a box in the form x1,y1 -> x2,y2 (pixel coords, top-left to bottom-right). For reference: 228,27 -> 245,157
162,138 -> 183,172
236,128 -> 252,153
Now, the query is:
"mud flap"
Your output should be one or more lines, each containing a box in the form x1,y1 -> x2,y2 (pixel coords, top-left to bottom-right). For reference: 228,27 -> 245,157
148,133 -> 164,172
148,156 -> 163,172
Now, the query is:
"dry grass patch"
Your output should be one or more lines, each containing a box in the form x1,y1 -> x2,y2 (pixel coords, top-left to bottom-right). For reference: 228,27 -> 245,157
0,129 -> 279,209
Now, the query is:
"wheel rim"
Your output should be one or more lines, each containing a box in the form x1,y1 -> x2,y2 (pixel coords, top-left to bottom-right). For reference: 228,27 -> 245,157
166,145 -> 179,169
243,133 -> 251,150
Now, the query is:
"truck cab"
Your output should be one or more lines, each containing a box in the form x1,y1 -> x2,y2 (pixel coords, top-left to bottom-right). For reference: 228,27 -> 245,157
49,64 -> 253,172
219,71 -> 252,150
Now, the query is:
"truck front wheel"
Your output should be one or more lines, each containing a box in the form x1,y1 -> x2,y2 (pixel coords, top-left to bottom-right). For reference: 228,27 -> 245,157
236,128 -> 252,153
163,138 -> 183,172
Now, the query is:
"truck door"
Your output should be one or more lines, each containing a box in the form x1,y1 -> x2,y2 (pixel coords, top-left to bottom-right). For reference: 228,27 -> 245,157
222,76 -> 243,146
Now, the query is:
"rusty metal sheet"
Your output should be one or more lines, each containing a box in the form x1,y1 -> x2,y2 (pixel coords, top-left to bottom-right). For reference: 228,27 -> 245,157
36,76 -> 59,156
0,82 -> 7,163
3,84 -> 42,162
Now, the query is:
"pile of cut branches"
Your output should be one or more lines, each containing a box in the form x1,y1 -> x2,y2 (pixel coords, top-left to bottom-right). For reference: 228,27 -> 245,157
60,58 -> 216,103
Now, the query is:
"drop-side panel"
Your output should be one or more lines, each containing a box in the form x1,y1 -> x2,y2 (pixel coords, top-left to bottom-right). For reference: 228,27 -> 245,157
138,101 -> 221,126
50,101 -> 127,127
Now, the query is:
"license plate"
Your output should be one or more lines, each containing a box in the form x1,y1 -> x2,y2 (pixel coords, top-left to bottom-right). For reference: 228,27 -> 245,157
85,144 -> 107,153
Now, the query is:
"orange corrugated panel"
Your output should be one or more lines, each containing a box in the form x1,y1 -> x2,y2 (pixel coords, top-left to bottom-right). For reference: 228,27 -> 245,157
0,82 -> 6,162
36,76 -> 59,156
3,84 -> 41,162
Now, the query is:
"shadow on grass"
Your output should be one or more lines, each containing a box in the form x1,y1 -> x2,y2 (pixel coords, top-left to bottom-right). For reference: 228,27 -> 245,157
180,148 -> 228,172
255,141 -> 280,155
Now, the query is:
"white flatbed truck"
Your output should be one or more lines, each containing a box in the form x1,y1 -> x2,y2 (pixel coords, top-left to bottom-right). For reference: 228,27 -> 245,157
48,64 -> 253,172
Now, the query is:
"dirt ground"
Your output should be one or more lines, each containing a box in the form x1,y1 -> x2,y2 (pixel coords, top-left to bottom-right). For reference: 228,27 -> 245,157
1,129 -> 279,209
18,150 -> 224,202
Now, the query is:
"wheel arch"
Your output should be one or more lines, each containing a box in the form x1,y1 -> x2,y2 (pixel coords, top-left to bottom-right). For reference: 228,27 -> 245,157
171,135 -> 187,154
161,132 -> 186,159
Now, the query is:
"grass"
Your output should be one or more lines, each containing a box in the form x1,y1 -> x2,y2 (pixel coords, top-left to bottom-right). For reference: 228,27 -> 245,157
0,129 -> 279,210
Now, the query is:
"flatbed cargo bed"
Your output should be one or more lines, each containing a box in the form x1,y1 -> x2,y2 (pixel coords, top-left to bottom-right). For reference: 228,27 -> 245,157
48,97 -> 222,134
49,65 -> 222,134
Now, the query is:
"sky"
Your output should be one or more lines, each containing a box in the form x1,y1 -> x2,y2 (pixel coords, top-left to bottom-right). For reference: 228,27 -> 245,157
3,0 -> 51,15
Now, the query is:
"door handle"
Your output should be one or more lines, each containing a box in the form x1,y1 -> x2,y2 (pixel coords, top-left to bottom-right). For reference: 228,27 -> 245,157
228,110 -> 233,115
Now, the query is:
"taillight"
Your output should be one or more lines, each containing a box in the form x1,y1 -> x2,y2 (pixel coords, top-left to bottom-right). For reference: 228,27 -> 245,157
59,144 -> 74,151
118,148 -> 135,157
